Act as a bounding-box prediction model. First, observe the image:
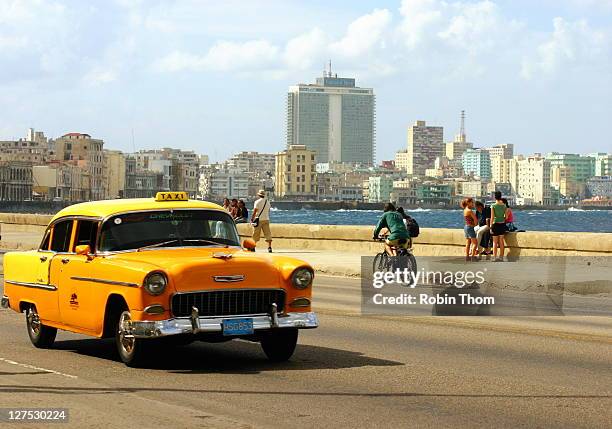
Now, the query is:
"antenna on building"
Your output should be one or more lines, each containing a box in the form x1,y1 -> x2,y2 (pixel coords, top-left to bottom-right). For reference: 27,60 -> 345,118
328,59 -> 332,77
131,128 -> 136,153
459,110 -> 466,142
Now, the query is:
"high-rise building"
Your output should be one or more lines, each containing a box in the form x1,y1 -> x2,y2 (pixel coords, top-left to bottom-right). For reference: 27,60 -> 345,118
275,145 -> 316,199
286,66 -> 375,164
517,156 -> 553,205
407,120 -> 444,176
462,148 -> 491,180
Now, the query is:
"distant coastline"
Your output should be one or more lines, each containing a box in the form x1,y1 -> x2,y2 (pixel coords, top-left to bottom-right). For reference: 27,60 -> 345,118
0,200 -> 608,215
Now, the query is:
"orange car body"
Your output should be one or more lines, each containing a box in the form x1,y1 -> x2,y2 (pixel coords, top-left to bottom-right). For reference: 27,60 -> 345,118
2,194 -> 317,339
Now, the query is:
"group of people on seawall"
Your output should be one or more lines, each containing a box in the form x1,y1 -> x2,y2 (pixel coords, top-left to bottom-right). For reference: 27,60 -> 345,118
462,190 -> 518,262
219,189 -> 524,260
222,190 -> 273,253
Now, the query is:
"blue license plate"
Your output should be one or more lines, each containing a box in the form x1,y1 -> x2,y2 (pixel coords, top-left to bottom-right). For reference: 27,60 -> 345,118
222,318 -> 254,336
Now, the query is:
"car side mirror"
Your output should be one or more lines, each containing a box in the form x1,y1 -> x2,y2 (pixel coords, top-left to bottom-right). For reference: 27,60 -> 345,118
242,239 -> 256,250
75,245 -> 93,260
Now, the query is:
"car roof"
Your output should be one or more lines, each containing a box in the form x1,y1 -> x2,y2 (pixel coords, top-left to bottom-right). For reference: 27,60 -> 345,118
50,198 -> 225,222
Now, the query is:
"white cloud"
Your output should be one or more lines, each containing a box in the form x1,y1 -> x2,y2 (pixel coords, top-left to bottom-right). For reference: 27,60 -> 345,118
438,1 -> 522,54
154,39 -> 279,73
283,28 -> 328,70
397,0 -> 444,49
521,17 -> 610,79
330,9 -> 392,57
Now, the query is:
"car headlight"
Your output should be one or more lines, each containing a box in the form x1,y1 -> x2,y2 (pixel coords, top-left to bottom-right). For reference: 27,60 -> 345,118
143,272 -> 167,296
291,268 -> 313,290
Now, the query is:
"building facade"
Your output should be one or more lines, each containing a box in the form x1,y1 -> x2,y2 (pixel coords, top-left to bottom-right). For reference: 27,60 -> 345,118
0,162 -> 33,201
53,133 -> 106,200
586,176 -> 612,198
485,144 -> 514,159
286,69 -> 375,164
407,120 -> 444,176
462,148 -> 491,180
275,145 -> 316,199
517,156 -> 553,205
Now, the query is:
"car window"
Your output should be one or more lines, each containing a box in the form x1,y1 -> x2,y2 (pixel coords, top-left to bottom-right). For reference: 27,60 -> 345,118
50,220 -> 74,253
39,229 -> 51,251
73,220 -> 98,251
98,210 -> 240,252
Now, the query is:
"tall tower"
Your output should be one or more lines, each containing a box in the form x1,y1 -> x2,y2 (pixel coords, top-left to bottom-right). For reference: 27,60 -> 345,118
458,110 -> 466,143
286,70 -> 375,164
445,110 -> 473,160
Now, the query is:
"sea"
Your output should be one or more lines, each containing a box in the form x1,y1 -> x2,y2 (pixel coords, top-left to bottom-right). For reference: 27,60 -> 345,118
267,207 -> 611,233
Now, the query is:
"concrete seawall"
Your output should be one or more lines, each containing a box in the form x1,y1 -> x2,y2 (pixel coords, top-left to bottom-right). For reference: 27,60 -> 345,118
236,223 -> 612,256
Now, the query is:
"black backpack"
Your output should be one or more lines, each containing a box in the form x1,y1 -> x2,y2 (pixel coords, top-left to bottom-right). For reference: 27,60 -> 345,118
404,215 -> 420,238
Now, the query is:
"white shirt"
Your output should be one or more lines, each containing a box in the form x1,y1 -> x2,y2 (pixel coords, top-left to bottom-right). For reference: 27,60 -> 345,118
253,197 -> 270,221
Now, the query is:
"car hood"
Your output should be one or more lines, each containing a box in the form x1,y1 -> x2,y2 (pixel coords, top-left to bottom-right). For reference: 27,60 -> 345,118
105,247 -> 292,292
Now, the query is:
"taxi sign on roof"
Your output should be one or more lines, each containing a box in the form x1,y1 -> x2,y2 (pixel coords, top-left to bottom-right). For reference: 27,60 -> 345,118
155,191 -> 188,202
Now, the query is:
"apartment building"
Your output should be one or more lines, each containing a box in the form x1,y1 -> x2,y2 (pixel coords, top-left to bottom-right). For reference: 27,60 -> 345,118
462,148 -> 491,180
53,133 -> 106,200
275,145 -> 316,199
407,121 -> 444,176
517,156 -> 553,205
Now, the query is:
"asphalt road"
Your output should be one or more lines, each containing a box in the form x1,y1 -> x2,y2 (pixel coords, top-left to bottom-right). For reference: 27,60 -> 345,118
1,274 -> 612,429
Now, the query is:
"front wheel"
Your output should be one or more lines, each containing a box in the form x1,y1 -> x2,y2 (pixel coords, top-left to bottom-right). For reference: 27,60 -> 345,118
261,329 -> 298,362
115,311 -> 148,367
26,306 -> 57,348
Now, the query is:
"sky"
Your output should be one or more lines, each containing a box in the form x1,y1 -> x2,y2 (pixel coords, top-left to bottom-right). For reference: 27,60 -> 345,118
1,0 -> 611,162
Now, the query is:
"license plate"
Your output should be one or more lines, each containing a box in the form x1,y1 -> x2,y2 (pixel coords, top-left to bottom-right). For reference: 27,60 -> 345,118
222,318 -> 254,336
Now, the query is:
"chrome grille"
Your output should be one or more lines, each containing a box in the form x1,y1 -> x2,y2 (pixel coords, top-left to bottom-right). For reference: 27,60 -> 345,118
171,289 -> 286,318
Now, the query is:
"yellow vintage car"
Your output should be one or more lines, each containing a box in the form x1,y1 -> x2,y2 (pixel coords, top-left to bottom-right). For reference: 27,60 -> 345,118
1,192 -> 318,366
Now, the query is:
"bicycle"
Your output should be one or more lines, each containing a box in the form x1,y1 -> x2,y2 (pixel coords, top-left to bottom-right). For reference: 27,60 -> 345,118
373,235 -> 418,282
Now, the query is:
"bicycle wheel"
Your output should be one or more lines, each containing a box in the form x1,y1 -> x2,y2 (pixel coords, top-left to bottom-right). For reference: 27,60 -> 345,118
373,252 -> 388,272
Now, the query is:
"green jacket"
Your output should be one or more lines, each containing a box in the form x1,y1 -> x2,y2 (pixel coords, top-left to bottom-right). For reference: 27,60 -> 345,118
373,211 -> 409,241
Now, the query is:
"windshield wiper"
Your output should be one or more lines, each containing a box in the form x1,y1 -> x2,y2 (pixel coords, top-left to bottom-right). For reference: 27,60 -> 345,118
137,239 -> 181,251
183,239 -> 228,247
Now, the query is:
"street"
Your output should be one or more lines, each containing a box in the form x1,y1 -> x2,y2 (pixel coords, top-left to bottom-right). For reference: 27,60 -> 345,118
1,273 -> 611,429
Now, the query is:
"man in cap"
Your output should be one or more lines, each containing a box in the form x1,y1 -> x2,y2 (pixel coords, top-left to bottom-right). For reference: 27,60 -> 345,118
250,189 -> 272,252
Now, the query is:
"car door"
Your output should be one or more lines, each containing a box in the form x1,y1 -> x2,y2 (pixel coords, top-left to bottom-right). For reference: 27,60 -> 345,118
59,219 -> 101,332
48,218 -> 84,330
36,228 -> 60,321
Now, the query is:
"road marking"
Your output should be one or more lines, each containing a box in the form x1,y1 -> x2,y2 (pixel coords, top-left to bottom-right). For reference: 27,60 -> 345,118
0,357 -> 78,379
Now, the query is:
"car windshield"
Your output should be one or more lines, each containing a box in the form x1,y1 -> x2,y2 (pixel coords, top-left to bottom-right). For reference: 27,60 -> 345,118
98,209 -> 240,252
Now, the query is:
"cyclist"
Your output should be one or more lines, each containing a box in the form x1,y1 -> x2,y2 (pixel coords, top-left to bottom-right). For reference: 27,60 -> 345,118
373,203 -> 410,256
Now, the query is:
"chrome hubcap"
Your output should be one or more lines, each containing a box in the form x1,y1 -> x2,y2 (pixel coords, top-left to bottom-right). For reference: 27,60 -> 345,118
118,311 -> 135,354
27,308 -> 41,335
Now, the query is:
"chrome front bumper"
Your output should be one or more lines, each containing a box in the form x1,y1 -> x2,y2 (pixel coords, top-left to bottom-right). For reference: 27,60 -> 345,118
129,311 -> 319,338
1,295 -> 9,309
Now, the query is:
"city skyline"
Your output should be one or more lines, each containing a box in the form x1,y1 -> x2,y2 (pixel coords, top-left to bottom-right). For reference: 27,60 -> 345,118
1,1 -> 611,162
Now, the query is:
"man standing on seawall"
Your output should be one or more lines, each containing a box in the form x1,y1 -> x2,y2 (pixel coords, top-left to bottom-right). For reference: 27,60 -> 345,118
250,189 -> 273,253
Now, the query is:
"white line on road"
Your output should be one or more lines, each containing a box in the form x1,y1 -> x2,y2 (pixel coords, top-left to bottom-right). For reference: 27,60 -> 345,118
0,357 -> 78,379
